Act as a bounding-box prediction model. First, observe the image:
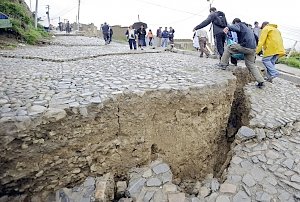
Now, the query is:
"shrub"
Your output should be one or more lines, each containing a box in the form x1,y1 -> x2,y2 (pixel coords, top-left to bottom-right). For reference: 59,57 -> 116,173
278,57 -> 300,69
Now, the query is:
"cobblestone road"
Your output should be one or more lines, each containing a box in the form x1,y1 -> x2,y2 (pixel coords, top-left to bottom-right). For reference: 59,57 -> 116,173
0,36 -> 300,202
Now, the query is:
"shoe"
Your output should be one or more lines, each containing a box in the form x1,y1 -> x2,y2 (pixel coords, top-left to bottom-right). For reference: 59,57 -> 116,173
266,76 -> 276,83
200,55 -> 203,58
206,54 -> 210,58
256,82 -> 265,89
216,63 -> 229,70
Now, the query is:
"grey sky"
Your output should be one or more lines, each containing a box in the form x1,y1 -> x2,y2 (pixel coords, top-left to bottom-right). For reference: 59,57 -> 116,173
25,0 -> 300,49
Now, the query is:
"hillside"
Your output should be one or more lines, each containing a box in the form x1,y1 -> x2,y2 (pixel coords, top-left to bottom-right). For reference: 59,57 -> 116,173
0,0 -> 49,47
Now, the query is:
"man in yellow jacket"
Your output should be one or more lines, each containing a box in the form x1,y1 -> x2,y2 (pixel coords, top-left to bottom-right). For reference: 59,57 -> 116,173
256,22 -> 285,82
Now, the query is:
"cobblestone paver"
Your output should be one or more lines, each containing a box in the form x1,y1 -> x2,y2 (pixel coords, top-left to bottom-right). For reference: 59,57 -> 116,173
0,36 -> 233,123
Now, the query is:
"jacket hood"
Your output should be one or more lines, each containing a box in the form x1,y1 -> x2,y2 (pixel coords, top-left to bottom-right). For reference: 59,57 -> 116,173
267,24 -> 278,28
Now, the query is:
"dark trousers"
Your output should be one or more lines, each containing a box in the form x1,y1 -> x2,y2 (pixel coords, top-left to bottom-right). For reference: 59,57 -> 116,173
103,32 -> 109,44
128,39 -> 137,50
214,32 -> 226,57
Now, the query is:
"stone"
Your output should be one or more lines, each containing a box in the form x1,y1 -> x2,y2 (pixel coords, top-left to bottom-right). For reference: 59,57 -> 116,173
35,170 -> 44,178
144,191 -> 155,202
168,193 -> 185,202
84,177 -> 95,187
251,156 -> 259,164
210,178 -> 220,192
266,150 -> 280,159
250,167 -> 266,182
127,178 -> 146,197
199,186 -> 210,198
190,197 -> 201,202
281,179 -> 300,191
282,158 -> 294,169
117,181 -> 127,195
263,184 -> 277,194
265,177 -> 277,186
242,185 -> 251,196
28,105 -> 47,115
163,184 -> 177,193
256,191 -> 271,202
95,173 -> 115,202
256,128 -> 266,142
258,154 -> 267,163
142,169 -> 152,178
236,126 -> 256,141
231,156 -> 243,165
152,163 -> 170,174
72,168 -> 81,174
153,189 -> 167,202
44,108 -> 66,121
278,191 -> 292,202
242,174 -> 256,187
216,195 -> 230,202
161,170 -> 172,184
291,174 -> 300,183
118,198 -> 133,202
146,178 -> 161,187
90,97 -> 101,104
233,191 -> 251,202
219,183 -> 237,194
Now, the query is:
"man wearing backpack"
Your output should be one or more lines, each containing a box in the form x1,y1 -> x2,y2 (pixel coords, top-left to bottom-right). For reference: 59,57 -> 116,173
193,7 -> 228,59
218,18 -> 265,89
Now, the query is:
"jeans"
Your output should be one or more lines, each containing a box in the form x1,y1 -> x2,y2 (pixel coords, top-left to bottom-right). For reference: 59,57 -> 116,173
161,38 -> 168,47
214,32 -> 226,57
128,39 -> 137,50
221,44 -> 264,83
262,55 -> 279,78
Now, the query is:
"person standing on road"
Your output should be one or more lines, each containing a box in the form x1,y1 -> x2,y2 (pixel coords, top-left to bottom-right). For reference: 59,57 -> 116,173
161,27 -> 169,48
197,29 -> 210,58
147,29 -> 154,46
101,22 -> 110,45
125,25 -> 137,50
137,25 -> 147,50
218,18 -> 265,88
168,27 -> 175,46
66,21 -> 71,34
193,7 -> 228,60
156,27 -> 162,47
108,26 -> 113,44
256,22 -> 286,82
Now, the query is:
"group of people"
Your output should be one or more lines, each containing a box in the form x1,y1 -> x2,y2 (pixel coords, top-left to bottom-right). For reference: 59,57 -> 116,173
125,25 -> 175,50
101,22 -> 113,45
156,27 -> 175,48
193,7 -> 285,89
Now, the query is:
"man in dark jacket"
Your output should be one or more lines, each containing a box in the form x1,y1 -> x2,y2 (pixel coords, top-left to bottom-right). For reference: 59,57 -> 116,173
219,18 -> 265,88
137,25 -> 147,50
101,22 -> 110,45
193,7 -> 227,58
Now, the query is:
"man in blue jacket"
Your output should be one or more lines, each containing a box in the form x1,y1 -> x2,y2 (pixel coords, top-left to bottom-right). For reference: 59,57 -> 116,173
219,18 -> 265,88
193,7 -> 227,58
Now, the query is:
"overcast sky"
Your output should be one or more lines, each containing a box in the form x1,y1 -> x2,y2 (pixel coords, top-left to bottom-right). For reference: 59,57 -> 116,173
25,0 -> 300,49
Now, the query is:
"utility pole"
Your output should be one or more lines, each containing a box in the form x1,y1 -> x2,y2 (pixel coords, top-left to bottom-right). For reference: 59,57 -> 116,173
287,41 -> 298,58
46,5 -> 50,28
207,0 -> 213,49
77,0 -> 80,31
34,0 -> 38,28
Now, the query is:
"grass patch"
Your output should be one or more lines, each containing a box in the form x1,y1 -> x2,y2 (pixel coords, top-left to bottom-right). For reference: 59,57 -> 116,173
0,0 -> 49,44
278,55 -> 300,69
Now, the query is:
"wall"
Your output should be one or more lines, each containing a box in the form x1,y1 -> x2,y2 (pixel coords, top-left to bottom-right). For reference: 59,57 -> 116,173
0,79 -> 237,196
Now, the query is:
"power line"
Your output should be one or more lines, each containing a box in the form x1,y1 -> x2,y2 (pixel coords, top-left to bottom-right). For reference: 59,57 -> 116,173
133,0 -> 207,17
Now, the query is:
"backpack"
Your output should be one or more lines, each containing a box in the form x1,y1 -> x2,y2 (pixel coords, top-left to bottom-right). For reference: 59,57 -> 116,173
213,11 -> 227,28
